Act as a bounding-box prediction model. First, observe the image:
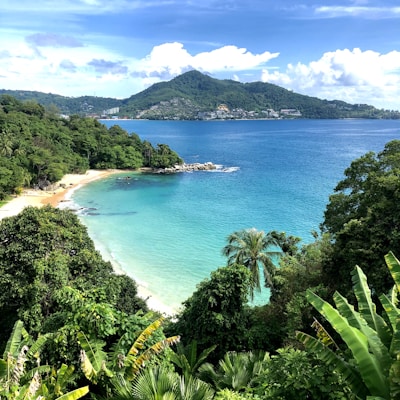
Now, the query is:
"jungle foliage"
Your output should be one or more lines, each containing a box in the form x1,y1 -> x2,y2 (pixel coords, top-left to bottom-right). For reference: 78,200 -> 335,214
297,251 -> 400,399
0,206 -> 147,346
0,94 -> 182,199
321,139 -> 400,298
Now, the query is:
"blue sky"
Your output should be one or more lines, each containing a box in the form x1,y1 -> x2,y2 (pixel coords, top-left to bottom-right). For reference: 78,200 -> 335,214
1,0 -> 400,109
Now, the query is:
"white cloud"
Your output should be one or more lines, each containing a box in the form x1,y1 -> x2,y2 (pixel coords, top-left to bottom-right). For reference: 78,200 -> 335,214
131,42 -> 279,85
262,48 -> 400,109
0,37 -> 279,97
315,6 -> 400,18
1,32 -> 400,110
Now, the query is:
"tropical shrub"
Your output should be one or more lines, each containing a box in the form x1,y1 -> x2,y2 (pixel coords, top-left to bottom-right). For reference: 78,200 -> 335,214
250,348 -> 354,400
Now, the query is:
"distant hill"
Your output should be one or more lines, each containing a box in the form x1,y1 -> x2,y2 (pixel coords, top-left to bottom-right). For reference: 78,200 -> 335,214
2,70 -> 399,119
0,90 -> 120,116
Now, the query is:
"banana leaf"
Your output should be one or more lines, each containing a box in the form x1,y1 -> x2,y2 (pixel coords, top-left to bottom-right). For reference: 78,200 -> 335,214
380,293 -> 399,331
3,320 -> 24,358
333,292 -> 391,376
296,331 -> 368,399
306,290 -> 390,398
385,252 -> 400,292
56,385 -> 89,400
351,266 -> 391,346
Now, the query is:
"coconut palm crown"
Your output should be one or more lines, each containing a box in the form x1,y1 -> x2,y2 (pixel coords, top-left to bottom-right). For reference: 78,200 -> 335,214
222,228 -> 281,299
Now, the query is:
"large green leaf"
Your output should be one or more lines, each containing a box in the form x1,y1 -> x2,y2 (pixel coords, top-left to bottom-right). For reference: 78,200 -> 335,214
3,320 -> 24,358
56,386 -> 89,400
54,364 -> 75,396
296,331 -> 368,398
0,359 -> 8,380
77,332 -> 110,382
27,333 -> 54,360
333,292 -> 391,380
385,252 -> 400,292
390,319 -> 400,358
351,266 -> 391,346
306,290 -> 390,398
380,293 -> 400,331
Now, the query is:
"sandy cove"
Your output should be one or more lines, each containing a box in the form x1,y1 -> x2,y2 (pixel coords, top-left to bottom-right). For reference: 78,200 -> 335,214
0,170 -> 115,220
0,169 -> 177,317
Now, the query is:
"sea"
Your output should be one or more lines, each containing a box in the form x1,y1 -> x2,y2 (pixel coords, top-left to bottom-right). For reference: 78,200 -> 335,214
68,119 -> 400,313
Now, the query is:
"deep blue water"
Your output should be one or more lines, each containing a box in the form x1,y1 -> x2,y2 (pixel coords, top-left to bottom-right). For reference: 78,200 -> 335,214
71,119 -> 400,311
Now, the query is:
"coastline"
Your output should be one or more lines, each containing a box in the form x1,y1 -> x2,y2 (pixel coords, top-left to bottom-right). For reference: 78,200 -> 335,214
0,170 -> 116,219
0,169 -> 177,317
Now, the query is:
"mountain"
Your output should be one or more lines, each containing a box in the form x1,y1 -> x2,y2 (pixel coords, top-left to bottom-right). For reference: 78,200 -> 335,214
1,70 -> 399,119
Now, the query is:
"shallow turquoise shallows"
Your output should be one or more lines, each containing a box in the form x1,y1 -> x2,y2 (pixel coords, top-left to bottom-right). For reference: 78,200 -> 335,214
71,119 -> 400,312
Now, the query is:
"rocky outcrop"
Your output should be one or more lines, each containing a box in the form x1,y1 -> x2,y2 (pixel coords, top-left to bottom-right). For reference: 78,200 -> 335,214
155,162 -> 217,174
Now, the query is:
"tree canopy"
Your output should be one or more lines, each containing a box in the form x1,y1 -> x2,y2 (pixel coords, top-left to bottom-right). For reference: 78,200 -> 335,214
0,206 -> 146,345
321,139 -> 400,297
0,95 -> 182,199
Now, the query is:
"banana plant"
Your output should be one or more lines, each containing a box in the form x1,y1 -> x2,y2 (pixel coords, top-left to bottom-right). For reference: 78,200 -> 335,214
0,320 -> 88,400
296,251 -> 400,400
79,317 -> 180,387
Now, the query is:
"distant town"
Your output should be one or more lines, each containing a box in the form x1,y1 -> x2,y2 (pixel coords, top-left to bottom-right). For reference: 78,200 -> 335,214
100,104 -> 302,120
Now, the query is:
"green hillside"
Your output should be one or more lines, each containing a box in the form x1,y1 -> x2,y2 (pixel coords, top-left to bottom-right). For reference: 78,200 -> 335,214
120,70 -> 396,119
0,89 -> 120,116
2,70 -> 399,119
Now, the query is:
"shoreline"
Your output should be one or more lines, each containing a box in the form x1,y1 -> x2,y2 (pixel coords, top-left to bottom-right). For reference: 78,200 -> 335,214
0,169 -> 177,317
0,170 -> 116,219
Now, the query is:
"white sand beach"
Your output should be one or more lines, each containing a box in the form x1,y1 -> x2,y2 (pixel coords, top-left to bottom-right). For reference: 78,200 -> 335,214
0,170 -> 115,220
0,169 -> 177,316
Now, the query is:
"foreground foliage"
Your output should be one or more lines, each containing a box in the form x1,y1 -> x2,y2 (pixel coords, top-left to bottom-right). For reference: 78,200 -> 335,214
0,320 -> 88,400
297,251 -> 400,399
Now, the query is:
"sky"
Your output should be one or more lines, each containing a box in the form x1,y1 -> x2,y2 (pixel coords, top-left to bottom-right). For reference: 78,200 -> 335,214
1,0 -> 400,110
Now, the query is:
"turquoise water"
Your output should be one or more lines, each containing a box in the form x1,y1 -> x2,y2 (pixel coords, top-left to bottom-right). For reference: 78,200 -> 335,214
71,119 -> 400,311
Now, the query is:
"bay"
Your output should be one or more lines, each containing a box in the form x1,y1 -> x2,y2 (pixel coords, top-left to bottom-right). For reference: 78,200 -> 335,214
71,119 -> 400,312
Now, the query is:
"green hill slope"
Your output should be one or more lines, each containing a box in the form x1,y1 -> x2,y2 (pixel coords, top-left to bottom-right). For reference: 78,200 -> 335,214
2,70 -> 399,119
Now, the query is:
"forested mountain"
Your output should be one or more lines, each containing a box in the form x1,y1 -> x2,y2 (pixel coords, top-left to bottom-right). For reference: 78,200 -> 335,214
2,70 -> 399,119
120,70 -> 395,119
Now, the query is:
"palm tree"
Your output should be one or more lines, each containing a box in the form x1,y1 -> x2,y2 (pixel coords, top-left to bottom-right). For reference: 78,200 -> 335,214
131,365 -> 214,400
198,351 -> 268,392
222,228 -> 281,299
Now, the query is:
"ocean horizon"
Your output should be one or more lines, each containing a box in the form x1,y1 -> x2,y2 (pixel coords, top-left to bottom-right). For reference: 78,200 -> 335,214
69,119 -> 400,313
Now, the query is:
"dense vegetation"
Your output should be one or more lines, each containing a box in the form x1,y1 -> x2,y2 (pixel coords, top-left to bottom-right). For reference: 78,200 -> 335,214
0,95 -> 182,199
2,71 -> 399,119
1,93 -> 400,398
0,90 -> 121,116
